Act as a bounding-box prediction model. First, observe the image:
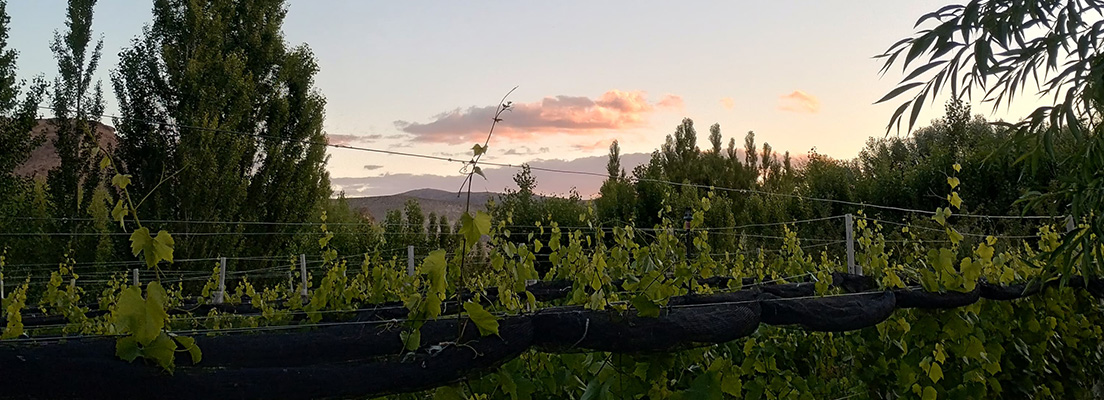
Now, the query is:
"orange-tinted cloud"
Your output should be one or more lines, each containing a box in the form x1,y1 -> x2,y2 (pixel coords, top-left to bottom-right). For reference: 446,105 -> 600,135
657,94 -> 684,110
394,90 -> 679,144
720,97 -> 736,110
778,90 -> 820,113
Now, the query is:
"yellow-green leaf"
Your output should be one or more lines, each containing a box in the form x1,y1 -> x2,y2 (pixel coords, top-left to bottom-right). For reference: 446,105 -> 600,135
463,301 -> 499,336
173,335 -> 202,364
99,155 -> 111,170
631,293 -> 661,318
922,386 -> 937,400
142,332 -> 177,373
115,336 -> 141,362
111,200 -> 128,227
952,163 -> 961,172
459,211 -> 491,247
946,176 -> 960,189
947,192 -> 963,209
111,174 -> 132,190
929,362 -> 944,383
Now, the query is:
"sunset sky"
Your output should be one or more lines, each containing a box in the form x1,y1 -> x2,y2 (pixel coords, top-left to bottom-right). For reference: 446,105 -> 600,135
7,1 -> 1045,197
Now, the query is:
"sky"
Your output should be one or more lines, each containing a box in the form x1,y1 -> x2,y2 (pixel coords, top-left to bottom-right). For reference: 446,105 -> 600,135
6,1 -> 1047,197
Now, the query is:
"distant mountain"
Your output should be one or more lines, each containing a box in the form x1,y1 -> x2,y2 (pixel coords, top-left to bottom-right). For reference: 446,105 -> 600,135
15,119 -> 118,179
343,189 -> 498,223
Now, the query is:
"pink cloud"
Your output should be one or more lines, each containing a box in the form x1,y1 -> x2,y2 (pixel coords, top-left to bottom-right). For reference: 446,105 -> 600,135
778,90 -> 820,113
656,94 -> 684,110
326,133 -> 363,146
720,97 -> 736,110
394,90 -> 679,144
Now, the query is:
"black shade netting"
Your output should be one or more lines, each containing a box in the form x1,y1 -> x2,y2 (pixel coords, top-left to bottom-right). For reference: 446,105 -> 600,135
979,281 -> 1037,301
0,316 -> 533,400
893,287 -> 980,309
758,282 -> 816,298
532,297 -> 760,353
831,273 -> 878,293
759,291 -> 896,332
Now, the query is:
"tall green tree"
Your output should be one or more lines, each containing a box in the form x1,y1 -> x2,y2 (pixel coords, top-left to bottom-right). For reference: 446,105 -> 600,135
113,0 -> 331,262
46,0 -> 109,263
0,0 -> 49,268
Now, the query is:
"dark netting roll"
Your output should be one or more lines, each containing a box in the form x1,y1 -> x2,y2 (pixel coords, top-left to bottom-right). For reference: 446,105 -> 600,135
0,316 -> 533,400
759,291 -> 896,332
197,314 -> 523,368
979,282 -> 1037,301
527,279 -> 573,301
831,273 -> 878,293
667,290 -> 760,307
532,296 -> 760,353
893,287 -> 980,309
759,282 -> 816,298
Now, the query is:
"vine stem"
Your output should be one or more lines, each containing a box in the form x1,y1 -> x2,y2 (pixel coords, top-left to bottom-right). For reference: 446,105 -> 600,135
456,86 -> 517,338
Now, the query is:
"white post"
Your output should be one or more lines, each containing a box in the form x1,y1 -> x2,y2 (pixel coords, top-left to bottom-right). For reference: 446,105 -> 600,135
213,257 -> 227,304
1066,216 -> 1076,233
1,274 -> 5,300
407,245 -> 416,276
132,268 -> 139,287
845,214 -> 858,275
299,254 -> 309,303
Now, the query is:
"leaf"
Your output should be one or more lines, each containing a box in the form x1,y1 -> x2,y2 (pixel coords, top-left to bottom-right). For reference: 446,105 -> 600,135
130,228 -> 174,268
875,81 -> 926,104
433,386 -> 467,400
580,376 -> 606,400
115,336 -> 141,362
631,293 -> 661,318
463,301 -> 500,336
173,335 -> 202,364
952,163 -> 961,172
922,386 -> 938,400
473,166 -> 486,179
152,231 -> 175,264
684,371 -> 722,400
947,228 -> 964,245
111,200 -> 128,226
472,144 -> 486,157
421,249 -> 448,318
400,329 -> 421,351
142,332 -> 177,373
721,374 -> 743,397
947,176 -> 960,189
459,211 -> 491,247
929,362 -> 944,383
947,192 -> 963,209
111,174 -> 132,190
99,155 -> 111,170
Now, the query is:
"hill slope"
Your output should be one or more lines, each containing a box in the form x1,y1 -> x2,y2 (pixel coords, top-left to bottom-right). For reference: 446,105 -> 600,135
344,189 -> 496,223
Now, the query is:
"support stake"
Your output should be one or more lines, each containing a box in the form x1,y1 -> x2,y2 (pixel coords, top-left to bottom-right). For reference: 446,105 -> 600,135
132,268 -> 139,287
845,214 -> 859,275
407,245 -> 415,276
300,254 -> 309,303
213,257 -> 227,304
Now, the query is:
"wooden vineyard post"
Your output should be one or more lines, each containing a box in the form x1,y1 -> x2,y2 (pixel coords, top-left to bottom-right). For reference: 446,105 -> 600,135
132,268 -> 139,287
300,254 -> 309,303
407,245 -> 415,276
213,257 -> 227,304
845,214 -> 859,275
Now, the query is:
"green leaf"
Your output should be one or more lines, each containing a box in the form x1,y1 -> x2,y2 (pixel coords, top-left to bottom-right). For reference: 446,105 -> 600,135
115,336 -> 141,362
922,386 -> 938,400
875,81 -> 925,104
99,155 -> 111,170
631,293 -> 661,318
946,228 -> 964,245
142,332 -> 177,373
472,144 -> 487,157
173,335 -> 202,364
433,386 -> 467,400
721,374 -> 742,396
929,362 -> 944,383
130,228 -> 174,268
580,376 -> 607,400
947,192 -> 963,209
947,176 -> 960,189
463,301 -> 500,336
684,371 -> 722,400
152,231 -> 175,264
459,211 -> 491,247
111,174 -> 132,190
473,166 -> 486,179
111,200 -> 128,226
421,249 -> 447,318
400,329 -> 421,351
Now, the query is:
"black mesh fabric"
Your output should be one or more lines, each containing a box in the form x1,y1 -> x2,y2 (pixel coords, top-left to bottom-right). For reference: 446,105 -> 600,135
0,317 -> 533,400
532,296 -> 760,353
759,291 -> 896,332
893,287 -> 980,309
758,282 -> 816,298
979,282 -> 1036,301
831,273 -> 878,293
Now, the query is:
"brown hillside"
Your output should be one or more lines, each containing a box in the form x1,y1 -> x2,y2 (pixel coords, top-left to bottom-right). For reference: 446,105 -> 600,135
15,119 -> 118,179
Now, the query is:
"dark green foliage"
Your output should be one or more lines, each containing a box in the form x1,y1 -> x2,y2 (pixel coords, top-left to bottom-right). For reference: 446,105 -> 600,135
112,0 -> 332,264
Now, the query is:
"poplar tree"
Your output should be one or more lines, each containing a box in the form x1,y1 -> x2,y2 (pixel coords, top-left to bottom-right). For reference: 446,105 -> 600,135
113,0 -> 331,262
